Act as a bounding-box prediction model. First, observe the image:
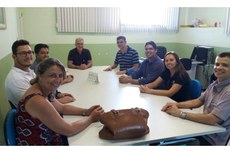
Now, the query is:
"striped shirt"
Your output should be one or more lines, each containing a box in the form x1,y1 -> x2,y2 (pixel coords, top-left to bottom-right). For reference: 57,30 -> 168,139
114,46 -> 139,71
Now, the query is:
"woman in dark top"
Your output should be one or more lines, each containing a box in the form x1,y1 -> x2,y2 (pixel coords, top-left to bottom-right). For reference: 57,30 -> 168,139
139,51 -> 191,102
15,58 -> 104,145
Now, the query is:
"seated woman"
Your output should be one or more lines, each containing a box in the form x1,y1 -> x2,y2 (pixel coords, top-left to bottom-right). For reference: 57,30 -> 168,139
139,51 -> 191,102
15,58 -> 104,145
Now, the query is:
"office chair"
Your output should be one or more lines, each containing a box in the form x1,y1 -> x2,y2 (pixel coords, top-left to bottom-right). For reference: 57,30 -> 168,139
158,80 -> 202,146
156,46 -> 167,59
180,58 -> 192,71
158,138 -> 200,146
4,109 -> 17,145
190,79 -> 202,99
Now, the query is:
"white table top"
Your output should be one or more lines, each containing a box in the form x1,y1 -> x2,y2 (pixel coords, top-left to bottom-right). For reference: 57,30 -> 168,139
59,66 -> 225,146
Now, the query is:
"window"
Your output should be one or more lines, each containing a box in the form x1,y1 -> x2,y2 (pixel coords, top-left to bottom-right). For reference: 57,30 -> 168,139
56,7 -> 179,33
56,7 -> 120,33
120,7 -> 180,32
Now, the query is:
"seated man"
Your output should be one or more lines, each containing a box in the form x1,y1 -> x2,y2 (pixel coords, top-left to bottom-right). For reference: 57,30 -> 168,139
119,41 -> 164,85
67,37 -> 92,70
104,36 -> 139,75
5,39 -> 36,108
5,40 -> 75,108
31,43 -> 74,85
161,52 -> 230,145
30,43 -> 49,71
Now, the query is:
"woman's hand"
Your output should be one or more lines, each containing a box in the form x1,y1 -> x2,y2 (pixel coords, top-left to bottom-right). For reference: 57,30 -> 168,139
139,85 -> 152,94
87,105 -> 104,122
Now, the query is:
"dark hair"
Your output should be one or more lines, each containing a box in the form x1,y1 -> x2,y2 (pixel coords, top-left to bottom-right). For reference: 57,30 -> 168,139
117,36 -> 126,41
34,43 -> 49,54
145,41 -> 157,50
31,58 -> 66,85
12,39 -> 30,54
218,52 -> 230,58
164,51 -> 189,79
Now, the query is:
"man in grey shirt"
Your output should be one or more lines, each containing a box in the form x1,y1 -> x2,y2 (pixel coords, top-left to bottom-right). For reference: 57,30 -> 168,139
161,52 -> 230,145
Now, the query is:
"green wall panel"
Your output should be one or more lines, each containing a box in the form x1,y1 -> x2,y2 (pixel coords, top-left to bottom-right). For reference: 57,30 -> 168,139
0,54 -> 13,145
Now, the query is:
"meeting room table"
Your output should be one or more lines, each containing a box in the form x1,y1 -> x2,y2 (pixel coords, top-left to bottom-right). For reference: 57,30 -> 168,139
59,66 -> 225,146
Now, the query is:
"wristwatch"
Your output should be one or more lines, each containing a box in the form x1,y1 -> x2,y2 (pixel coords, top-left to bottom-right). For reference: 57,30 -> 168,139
180,111 -> 187,119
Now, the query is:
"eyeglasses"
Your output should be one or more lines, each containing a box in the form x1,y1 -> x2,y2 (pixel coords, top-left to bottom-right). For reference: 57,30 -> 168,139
17,50 -> 34,57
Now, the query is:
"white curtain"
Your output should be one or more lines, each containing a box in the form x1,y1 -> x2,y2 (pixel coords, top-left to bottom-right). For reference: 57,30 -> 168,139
56,7 -> 120,33
120,7 -> 180,32
225,8 -> 230,35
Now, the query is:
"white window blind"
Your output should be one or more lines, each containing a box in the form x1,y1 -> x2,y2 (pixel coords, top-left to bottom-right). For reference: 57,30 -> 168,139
121,7 -> 180,32
56,7 -> 120,33
225,8 -> 230,35
56,7 -> 179,33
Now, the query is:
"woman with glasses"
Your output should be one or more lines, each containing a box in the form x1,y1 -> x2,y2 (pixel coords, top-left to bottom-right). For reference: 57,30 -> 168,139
139,51 -> 191,102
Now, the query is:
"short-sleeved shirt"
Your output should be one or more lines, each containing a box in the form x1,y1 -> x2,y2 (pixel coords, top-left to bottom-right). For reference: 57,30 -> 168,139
159,70 -> 191,102
68,48 -> 92,66
131,56 -> 164,85
16,93 -> 63,145
5,67 -> 36,108
114,46 -> 139,71
199,78 -> 230,145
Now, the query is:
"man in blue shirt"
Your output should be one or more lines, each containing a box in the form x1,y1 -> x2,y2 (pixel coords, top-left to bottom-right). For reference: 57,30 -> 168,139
104,36 -> 139,75
119,41 -> 164,85
68,37 -> 92,70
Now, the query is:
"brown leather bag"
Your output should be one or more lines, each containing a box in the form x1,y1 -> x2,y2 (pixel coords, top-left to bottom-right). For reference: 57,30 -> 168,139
99,107 -> 149,140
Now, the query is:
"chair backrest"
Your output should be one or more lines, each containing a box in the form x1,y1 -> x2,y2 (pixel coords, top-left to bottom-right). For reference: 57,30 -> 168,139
180,58 -> 192,71
190,79 -> 202,99
156,46 -> 167,59
4,109 -> 17,145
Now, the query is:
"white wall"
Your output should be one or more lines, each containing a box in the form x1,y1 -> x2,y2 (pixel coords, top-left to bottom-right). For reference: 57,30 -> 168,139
0,8 -> 19,60
178,7 -> 230,48
19,8 -> 178,44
